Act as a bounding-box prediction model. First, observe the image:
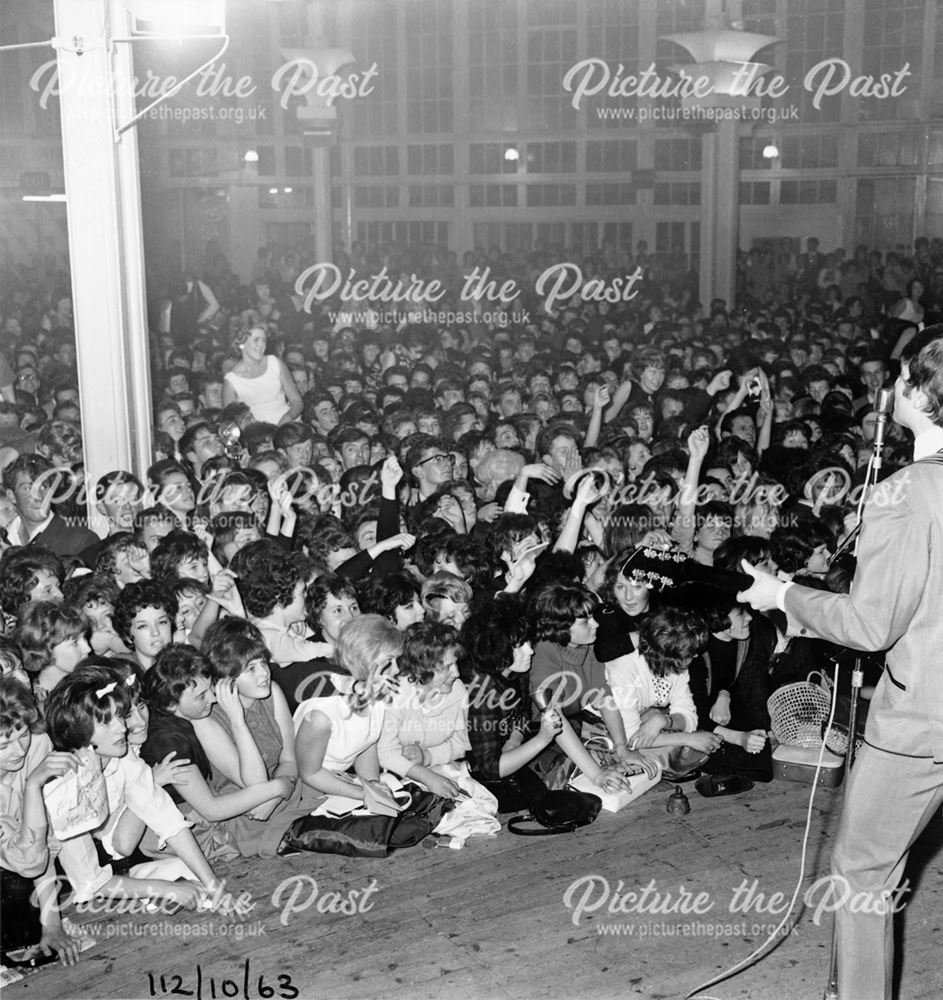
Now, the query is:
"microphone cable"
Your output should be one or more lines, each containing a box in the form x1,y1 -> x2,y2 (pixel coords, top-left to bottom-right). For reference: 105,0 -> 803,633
686,663 -> 841,1000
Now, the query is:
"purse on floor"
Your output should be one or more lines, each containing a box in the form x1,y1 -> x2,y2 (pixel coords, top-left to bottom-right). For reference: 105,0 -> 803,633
279,784 -> 454,857
506,788 -> 602,836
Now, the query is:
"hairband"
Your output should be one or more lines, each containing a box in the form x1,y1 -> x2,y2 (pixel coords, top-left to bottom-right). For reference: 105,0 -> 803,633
95,681 -> 117,699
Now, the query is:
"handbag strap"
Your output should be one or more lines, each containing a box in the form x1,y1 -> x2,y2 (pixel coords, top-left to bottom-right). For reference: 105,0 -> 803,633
506,813 -> 576,836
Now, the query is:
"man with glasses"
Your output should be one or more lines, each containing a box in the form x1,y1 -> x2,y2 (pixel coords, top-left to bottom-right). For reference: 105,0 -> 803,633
406,436 -> 454,504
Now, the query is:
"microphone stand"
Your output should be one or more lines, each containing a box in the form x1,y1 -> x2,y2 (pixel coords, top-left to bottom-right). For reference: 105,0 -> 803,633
823,656 -> 864,1000
823,388 -> 892,999
828,387 -> 893,565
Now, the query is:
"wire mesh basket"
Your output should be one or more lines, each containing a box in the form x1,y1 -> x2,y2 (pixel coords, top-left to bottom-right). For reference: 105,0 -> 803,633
767,674 -> 832,749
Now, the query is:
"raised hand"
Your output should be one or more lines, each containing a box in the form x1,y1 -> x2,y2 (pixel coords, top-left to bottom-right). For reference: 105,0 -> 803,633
687,425 -> 711,462
592,385 -> 611,411
380,455 -> 403,496
214,678 -> 245,722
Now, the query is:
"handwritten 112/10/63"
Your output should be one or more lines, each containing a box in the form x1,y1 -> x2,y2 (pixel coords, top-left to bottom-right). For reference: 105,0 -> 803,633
146,960 -> 298,1000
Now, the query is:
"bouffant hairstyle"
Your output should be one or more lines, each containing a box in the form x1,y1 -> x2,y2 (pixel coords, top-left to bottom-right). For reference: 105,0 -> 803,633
150,530 -> 208,582
457,595 -> 532,680
230,540 -> 305,618
0,545 -> 64,616
200,618 -> 269,680
304,573 -> 359,638
714,535 -> 773,575
769,520 -> 833,575
142,644 -> 215,711
637,607 -> 709,677
45,664 -> 132,750
113,580 -> 177,644
421,572 -> 472,620
398,621 -> 463,687
14,601 -> 87,675
94,532 -> 149,582
0,674 -> 40,736
532,582 -> 599,645
600,547 -> 654,607
304,526 -> 358,575
362,572 -> 422,623
63,574 -> 121,617
486,513 -> 540,568
333,614 -> 404,682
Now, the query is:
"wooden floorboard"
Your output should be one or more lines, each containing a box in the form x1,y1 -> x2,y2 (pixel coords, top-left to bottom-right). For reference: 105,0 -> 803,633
4,778 -> 941,1000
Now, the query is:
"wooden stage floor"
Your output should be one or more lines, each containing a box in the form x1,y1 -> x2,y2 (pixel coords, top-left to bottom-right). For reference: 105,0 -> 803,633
5,776 -> 942,1000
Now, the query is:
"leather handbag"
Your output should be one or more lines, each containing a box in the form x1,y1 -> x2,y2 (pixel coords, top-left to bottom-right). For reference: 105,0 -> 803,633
506,788 -> 602,836
279,785 -> 454,857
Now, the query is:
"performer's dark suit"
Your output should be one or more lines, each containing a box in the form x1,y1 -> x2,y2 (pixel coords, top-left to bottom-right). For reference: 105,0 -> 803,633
782,452 -> 943,999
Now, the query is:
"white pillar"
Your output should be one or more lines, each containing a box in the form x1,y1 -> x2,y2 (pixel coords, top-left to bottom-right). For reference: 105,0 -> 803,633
311,145 -> 333,263
53,0 -> 153,533
699,119 -> 739,309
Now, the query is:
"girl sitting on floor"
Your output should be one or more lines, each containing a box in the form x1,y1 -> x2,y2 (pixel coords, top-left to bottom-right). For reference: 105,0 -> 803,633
1,675 -> 81,967
44,664 -> 228,910
605,606 -> 723,778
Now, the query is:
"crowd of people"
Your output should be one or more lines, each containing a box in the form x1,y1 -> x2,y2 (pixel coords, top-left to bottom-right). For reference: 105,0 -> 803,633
0,232 -> 940,969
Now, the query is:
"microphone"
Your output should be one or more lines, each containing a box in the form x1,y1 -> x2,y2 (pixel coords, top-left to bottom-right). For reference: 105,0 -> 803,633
872,387 -> 894,469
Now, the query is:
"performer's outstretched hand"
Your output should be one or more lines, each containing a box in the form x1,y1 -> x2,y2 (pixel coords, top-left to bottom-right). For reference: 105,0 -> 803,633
737,558 -> 782,612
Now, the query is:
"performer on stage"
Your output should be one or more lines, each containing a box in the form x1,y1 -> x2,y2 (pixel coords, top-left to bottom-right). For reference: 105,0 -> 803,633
738,325 -> 943,1000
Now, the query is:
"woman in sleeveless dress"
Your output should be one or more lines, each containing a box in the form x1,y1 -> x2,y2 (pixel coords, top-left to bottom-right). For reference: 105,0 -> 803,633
222,325 -> 302,425
194,621 -> 319,857
293,615 -> 403,812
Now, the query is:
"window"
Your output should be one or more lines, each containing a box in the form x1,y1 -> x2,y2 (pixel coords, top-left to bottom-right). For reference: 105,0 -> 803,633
780,134 -> 839,169
858,131 -> 920,167
586,140 -> 637,173
654,182 -> 701,205
786,0 -> 844,121
861,0 -> 924,122
739,182 -> 772,205
468,0 -> 518,132
284,146 -> 313,177
586,183 -> 636,206
349,4 -> 399,137
526,142 -> 577,173
469,185 -> 518,207
654,138 -> 701,172
470,143 -> 518,174
587,0 -> 640,130
525,1 -> 577,130
527,184 -> 576,207
780,180 -> 838,204
353,146 -> 400,177
602,222 -> 633,250
353,186 -> 400,208
405,0 -> 453,133
408,185 -> 454,207
406,145 -> 454,175
570,223 -> 599,250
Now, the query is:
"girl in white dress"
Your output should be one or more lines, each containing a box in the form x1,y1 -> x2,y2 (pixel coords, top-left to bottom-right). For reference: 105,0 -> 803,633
222,325 -> 302,425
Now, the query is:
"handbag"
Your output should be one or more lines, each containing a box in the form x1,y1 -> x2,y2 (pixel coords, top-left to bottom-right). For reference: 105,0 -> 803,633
767,671 -> 833,749
506,788 -> 602,836
279,784 -> 454,857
